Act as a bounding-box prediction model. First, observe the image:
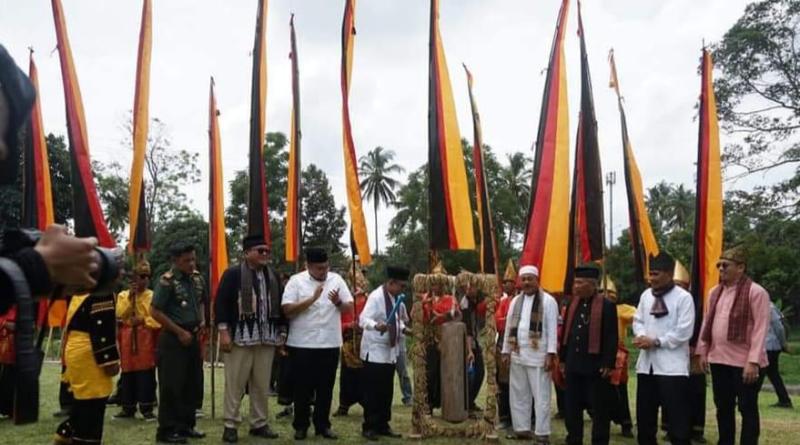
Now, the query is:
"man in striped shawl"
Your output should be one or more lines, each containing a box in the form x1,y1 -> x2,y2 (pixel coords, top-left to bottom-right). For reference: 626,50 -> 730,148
501,265 -> 558,445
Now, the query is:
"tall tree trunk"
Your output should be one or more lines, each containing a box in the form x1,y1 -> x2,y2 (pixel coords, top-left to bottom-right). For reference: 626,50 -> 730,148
374,199 -> 379,255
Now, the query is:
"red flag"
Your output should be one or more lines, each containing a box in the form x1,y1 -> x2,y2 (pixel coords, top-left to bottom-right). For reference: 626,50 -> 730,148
247,0 -> 271,243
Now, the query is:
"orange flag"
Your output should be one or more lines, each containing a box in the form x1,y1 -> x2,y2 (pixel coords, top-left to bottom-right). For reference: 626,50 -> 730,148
340,0 -> 372,265
128,0 -> 153,253
247,0 -> 271,243
285,15 -> 301,263
208,78 -> 228,305
520,0 -> 570,292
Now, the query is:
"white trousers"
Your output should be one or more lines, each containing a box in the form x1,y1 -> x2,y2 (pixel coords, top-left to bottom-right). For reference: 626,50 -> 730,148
509,362 -> 552,436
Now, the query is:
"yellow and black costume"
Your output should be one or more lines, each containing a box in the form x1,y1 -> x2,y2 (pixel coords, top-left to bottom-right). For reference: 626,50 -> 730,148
54,293 -> 119,445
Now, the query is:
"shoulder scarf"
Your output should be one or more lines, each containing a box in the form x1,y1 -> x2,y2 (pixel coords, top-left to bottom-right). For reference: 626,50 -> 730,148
562,293 -> 604,354
701,276 -> 753,345
507,291 -> 543,352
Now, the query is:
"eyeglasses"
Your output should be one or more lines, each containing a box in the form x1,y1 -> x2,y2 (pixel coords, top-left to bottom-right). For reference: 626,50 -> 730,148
138,274 -> 150,279
716,262 -> 733,270
256,248 -> 270,255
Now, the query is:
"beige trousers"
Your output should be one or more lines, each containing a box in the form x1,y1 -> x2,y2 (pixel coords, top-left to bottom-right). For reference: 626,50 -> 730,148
223,344 -> 276,429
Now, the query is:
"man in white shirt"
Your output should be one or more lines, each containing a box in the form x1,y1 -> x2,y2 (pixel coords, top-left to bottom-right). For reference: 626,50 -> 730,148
633,252 -> 695,445
358,266 -> 411,441
501,265 -> 558,444
281,247 -> 353,440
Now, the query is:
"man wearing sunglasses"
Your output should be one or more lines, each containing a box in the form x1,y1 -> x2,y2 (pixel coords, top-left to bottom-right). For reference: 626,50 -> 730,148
114,260 -> 160,421
695,247 -> 770,445
215,234 -> 287,443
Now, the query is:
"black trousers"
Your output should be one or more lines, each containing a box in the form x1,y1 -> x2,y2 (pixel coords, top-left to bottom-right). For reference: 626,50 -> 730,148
564,372 -> 613,445
276,350 -> 294,406
636,373 -> 690,445
55,397 -> 106,444
610,381 -> 633,429
339,358 -> 364,409
467,343 -> 485,409
119,368 -> 157,414
0,364 -> 14,416
362,361 -> 395,433
659,373 -> 706,437
758,350 -> 792,405
59,366 -> 75,412
711,363 -> 760,445
425,345 -> 442,409
157,331 -> 202,436
289,347 -> 339,432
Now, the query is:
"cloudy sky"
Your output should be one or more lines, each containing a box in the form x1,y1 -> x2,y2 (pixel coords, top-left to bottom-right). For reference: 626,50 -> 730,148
1,0 -> 759,251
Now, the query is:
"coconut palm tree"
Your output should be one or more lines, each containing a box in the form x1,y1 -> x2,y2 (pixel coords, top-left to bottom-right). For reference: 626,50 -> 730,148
359,146 -> 405,255
500,152 -> 532,245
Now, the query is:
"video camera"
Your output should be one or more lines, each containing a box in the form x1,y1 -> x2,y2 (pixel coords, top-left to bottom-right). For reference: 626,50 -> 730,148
0,227 -> 123,424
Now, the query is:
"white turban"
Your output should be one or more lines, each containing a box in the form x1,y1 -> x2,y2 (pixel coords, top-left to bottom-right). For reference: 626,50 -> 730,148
519,265 -> 539,277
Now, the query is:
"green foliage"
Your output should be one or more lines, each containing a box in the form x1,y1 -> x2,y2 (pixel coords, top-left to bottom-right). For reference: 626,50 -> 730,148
359,146 -> 405,254
0,134 -> 72,232
713,0 -> 800,209
148,212 -> 209,283
301,163 -> 348,265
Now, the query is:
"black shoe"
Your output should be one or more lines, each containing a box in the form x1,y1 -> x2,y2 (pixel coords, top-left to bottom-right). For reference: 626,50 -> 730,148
315,428 -> 338,440
772,401 -> 794,408
691,436 -> 707,444
222,427 -> 238,443
294,430 -> 307,440
156,432 -> 188,444
181,429 -> 206,439
362,430 -> 379,441
332,406 -> 349,417
250,425 -> 279,439
142,412 -> 157,422
378,428 -> 402,438
113,410 -> 136,419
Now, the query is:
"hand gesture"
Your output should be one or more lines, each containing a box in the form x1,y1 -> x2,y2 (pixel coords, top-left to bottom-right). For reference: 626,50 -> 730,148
328,288 -> 341,306
375,321 -> 388,333
34,224 -> 100,289
312,285 -> 325,301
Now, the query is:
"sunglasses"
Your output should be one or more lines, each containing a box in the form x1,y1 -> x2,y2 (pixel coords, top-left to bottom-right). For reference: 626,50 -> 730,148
255,248 -> 270,255
137,274 -> 150,279
716,261 -> 736,270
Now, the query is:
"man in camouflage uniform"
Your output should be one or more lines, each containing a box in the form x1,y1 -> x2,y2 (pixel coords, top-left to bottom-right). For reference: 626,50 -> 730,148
150,242 -> 207,444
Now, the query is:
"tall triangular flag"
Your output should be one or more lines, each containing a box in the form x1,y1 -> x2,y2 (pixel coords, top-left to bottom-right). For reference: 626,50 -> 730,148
340,0 -> 372,266
247,0 -> 271,243
520,0 -> 570,292
208,78 -> 228,306
285,14 -> 302,263
690,48 -> 723,342
51,0 -> 115,248
428,0 -> 475,251
608,50 -> 660,283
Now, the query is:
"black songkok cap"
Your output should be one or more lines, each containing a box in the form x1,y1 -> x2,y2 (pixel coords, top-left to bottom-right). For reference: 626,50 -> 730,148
242,234 -> 267,251
386,266 -> 410,281
305,247 -> 328,263
649,252 -> 676,272
574,264 -> 601,280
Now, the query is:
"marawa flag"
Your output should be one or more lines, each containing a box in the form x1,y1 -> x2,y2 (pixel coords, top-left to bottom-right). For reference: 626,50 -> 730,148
247,0 -> 271,243
285,14 -> 301,263
428,0 -> 475,251
691,48 -> 723,340
22,50 -> 60,328
608,50 -> 660,283
463,64 -> 499,274
51,0 -> 115,248
129,0 -> 152,253
340,0 -> 372,266
520,0 -> 570,293
565,2 -> 604,292
208,78 -> 228,305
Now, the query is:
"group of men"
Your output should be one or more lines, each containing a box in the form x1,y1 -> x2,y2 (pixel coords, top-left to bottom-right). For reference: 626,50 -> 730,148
38,233 -> 783,445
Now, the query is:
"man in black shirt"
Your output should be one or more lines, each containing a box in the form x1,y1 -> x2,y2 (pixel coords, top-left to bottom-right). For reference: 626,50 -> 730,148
560,265 -> 618,445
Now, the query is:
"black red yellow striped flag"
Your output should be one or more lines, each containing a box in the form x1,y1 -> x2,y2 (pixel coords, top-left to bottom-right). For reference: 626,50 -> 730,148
208,78 -> 228,304
565,3 -> 604,291
285,14 -> 301,263
463,64 -> 499,274
51,0 -> 115,248
22,50 -> 55,232
691,49 -> 723,322
428,0 -> 475,251
23,50 -> 58,329
128,0 -> 152,253
247,0 -> 271,243
608,50 -> 660,283
340,0 -> 372,266
520,0 -> 570,292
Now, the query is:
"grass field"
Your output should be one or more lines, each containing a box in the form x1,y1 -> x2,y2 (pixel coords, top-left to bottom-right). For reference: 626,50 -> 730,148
3,349 -> 798,445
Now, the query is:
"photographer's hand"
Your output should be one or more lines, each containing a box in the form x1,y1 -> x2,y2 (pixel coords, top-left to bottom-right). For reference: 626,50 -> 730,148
34,225 -> 99,289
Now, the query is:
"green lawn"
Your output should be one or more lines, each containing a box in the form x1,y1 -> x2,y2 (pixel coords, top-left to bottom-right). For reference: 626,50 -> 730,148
2,359 -> 798,444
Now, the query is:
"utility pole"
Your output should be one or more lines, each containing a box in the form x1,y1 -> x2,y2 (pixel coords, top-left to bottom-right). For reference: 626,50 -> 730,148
606,171 -> 616,249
